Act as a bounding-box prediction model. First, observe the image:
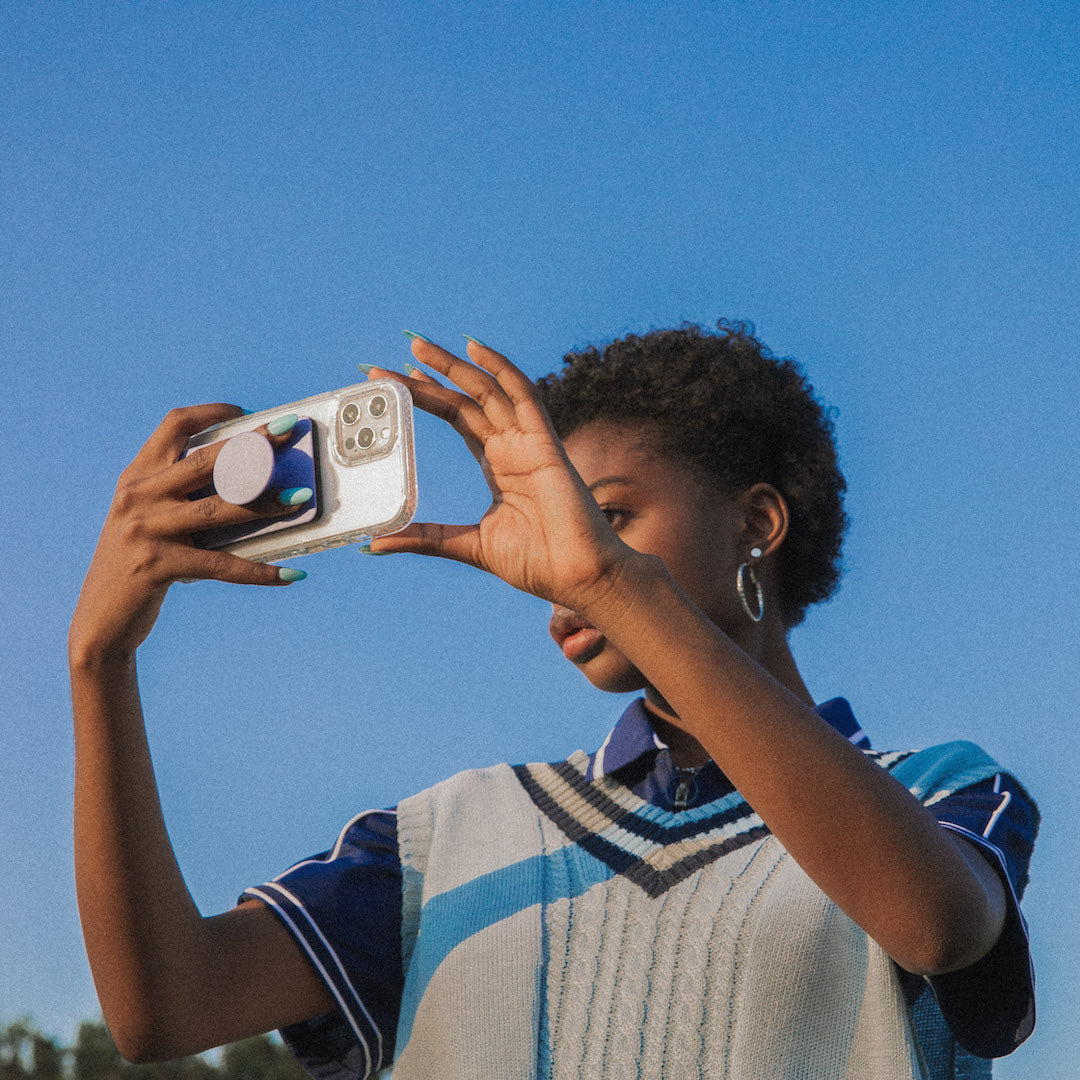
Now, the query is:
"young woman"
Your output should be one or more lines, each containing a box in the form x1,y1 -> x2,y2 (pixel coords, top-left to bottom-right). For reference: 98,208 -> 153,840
69,322 -> 1036,1079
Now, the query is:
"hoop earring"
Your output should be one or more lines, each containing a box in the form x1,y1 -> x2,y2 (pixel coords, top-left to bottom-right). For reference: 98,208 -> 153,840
736,562 -> 764,623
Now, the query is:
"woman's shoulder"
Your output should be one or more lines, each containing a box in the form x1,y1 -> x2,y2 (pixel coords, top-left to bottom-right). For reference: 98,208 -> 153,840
867,739 -> 1036,800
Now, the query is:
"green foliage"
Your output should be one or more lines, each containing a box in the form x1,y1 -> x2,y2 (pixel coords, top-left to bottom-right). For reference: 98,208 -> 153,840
0,1022 -> 308,1080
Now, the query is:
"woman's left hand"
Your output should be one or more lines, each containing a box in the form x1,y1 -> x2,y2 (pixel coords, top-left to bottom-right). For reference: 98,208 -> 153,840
365,336 -> 638,614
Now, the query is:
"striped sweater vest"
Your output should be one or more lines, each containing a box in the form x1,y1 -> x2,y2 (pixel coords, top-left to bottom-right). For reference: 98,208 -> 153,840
392,742 -> 1002,1079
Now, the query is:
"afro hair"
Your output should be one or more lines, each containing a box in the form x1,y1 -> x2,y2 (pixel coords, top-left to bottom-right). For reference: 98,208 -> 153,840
535,320 -> 848,627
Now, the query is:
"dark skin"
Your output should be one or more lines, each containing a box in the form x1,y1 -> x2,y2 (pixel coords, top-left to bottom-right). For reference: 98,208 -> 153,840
548,423 -> 815,767
69,342 -> 1006,1063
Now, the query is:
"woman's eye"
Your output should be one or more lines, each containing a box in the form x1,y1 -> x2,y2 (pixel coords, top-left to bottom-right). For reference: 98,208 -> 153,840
600,507 -> 628,529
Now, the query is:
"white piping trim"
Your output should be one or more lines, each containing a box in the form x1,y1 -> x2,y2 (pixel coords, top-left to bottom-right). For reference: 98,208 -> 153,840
937,823 -> 1030,937
246,884 -> 382,1076
271,882 -> 386,1064
592,726 -> 616,779
937,821 -> 1036,1039
272,807 -> 398,881
984,789 -> 1012,839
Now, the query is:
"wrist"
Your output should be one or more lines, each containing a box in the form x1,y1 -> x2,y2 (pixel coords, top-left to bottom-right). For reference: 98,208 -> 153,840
68,628 -> 137,679
574,547 -> 672,631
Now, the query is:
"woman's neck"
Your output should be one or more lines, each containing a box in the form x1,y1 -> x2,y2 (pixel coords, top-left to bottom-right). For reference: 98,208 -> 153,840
643,623 -> 813,770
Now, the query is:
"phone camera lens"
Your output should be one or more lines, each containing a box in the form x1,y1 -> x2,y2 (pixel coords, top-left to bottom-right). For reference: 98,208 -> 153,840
357,427 -> 375,449
345,436 -> 356,450
341,402 -> 360,425
369,396 -> 387,418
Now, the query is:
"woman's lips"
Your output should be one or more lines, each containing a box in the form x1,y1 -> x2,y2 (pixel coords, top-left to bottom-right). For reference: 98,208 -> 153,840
560,625 -> 606,662
549,609 -> 606,663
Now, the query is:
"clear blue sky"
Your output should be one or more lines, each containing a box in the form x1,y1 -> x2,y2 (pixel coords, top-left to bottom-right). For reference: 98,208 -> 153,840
2,2 -> 1077,1074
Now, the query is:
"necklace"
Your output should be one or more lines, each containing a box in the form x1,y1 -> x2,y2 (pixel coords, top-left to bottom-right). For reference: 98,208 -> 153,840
668,765 -> 701,811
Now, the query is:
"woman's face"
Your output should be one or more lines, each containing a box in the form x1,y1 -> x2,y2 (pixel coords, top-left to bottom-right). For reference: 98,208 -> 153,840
549,421 -> 755,694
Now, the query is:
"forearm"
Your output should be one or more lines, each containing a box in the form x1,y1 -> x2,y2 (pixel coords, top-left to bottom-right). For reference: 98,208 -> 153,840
584,554 -> 1006,975
70,643 -> 336,1060
70,646 -> 216,1056
66,404 -> 335,1059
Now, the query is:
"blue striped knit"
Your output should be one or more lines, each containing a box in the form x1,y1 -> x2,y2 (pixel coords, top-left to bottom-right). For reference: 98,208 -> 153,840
391,742 -> 1003,1079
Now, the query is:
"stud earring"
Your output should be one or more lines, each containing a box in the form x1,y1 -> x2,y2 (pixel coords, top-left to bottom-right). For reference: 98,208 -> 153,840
736,561 -> 764,623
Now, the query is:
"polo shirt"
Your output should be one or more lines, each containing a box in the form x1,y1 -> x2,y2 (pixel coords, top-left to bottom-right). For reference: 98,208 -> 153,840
245,698 -> 1037,1077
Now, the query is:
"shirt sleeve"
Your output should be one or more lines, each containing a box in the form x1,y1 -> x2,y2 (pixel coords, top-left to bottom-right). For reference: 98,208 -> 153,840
922,772 -> 1039,1058
242,808 -> 403,1080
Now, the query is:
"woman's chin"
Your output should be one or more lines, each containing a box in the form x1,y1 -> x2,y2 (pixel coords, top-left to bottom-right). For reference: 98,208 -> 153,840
576,653 -> 647,694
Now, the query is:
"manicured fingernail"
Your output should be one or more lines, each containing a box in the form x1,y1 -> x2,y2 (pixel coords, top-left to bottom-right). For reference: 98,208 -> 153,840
403,330 -> 435,344
357,363 -> 375,375
357,542 -> 391,556
241,409 -> 255,415
462,334 -> 494,350
268,413 -> 299,436
277,567 -> 307,582
279,486 -> 313,506
403,362 -> 421,376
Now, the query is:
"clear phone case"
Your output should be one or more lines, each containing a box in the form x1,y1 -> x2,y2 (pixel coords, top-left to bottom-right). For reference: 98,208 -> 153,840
185,379 -> 417,563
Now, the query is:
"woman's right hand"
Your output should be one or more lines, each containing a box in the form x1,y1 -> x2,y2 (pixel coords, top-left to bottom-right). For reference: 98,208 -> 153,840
69,403 -> 306,666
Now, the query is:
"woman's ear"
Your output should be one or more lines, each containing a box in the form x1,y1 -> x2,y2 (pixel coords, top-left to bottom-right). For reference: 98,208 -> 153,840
739,483 -> 789,558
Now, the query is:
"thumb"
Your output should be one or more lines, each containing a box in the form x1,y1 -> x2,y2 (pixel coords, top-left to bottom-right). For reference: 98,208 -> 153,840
362,522 -> 481,567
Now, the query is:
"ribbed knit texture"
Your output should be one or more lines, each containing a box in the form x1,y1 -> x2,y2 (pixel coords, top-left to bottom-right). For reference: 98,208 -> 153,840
392,744 -> 1002,1079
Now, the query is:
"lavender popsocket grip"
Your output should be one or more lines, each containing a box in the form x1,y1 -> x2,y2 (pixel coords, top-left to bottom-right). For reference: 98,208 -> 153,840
192,417 -> 320,549
213,430 -> 279,505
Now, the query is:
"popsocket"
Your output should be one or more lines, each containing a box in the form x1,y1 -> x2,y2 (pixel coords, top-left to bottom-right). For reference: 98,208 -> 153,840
191,417 -> 320,549
213,430 -> 280,505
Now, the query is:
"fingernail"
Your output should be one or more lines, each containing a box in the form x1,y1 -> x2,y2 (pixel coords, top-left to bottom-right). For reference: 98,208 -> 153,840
268,413 -> 299,436
403,330 -> 435,344
277,567 -> 307,582
462,334 -> 494,350
241,409 -> 255,415
279,486 -> 313,507
357,542 -> 391,556
403,362 -> 421,376
357,363 -> 375,375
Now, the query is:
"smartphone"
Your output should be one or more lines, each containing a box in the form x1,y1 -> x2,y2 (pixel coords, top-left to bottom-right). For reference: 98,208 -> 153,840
184,379 -> 417,562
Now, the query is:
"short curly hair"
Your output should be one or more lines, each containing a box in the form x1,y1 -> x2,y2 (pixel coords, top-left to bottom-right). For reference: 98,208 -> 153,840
535,320 -> 848,628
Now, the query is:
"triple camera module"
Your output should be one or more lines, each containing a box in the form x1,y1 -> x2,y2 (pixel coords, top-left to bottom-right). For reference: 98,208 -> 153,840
334,390 -> 397,464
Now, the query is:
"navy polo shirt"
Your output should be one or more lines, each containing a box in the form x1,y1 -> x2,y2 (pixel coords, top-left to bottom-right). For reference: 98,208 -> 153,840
245,698 -> 1037,1076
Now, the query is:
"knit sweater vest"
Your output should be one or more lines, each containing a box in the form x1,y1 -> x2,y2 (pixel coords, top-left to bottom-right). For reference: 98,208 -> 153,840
392,742 -> 1002,1080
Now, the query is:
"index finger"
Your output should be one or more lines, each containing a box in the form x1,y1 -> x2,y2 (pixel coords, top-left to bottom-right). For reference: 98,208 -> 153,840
142,415 -> 301,501
460,337 -> 560,433
405,336 -> 518,429
131,403 -> 247,475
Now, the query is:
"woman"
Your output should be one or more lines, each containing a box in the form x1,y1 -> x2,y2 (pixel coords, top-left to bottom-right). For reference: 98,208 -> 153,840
69,322 -> 1036,1079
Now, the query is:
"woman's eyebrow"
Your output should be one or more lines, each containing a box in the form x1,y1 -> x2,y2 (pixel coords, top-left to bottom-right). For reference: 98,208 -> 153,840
587,476 -> 634,494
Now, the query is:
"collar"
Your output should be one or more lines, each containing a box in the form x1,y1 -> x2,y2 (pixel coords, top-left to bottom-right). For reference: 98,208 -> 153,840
585,696 -> 871,782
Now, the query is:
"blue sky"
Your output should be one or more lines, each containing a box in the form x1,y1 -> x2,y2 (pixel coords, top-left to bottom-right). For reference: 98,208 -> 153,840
2,2 -> 1077,1074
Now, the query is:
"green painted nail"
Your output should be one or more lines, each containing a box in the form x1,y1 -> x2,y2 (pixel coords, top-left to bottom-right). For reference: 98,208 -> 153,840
403,330 -> 435,344
279,486 -> 313,506
268,413 -> 299,436
462,334 -> 494,350
403,362 -> 421,376
357,541 -> 391,556
277,567 -> 307,582
357,363 -> 375,374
